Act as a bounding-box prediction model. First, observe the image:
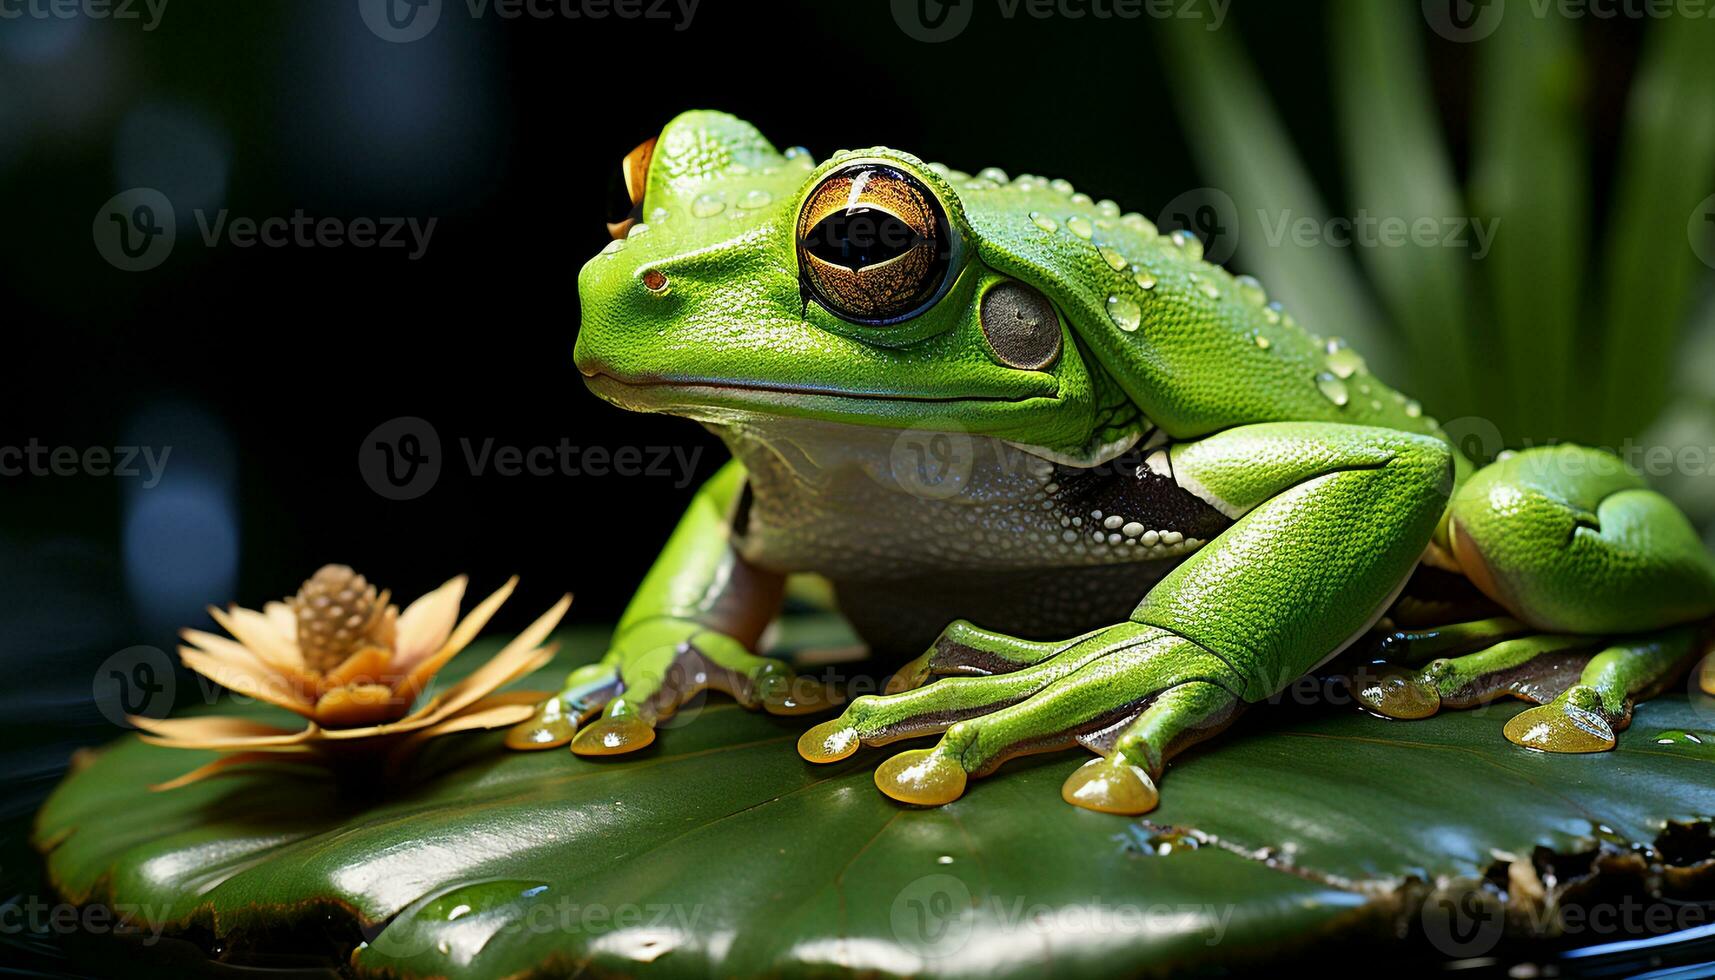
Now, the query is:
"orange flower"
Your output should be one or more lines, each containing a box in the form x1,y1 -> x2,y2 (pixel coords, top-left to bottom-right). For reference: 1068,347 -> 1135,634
131,566 -> 569,789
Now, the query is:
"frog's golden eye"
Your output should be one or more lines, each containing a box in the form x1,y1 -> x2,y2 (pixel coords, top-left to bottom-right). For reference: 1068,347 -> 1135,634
606,137 -> 656,239
796,164 -> 957,325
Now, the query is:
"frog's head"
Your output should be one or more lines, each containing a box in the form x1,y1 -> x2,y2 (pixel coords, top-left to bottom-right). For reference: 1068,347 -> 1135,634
576,111 -> 1125,462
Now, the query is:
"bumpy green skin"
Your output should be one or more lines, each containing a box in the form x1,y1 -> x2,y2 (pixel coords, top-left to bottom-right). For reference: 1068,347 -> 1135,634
542,111 -> 1715,813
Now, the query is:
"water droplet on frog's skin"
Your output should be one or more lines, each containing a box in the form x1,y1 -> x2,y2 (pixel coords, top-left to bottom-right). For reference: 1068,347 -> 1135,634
739,189 -> 772,209
1030,212 -> 1058,233
1097,199 -> 1120,217
785,145 -> 812,161
1050,178 -> 1074,195
1253,332 -> 1271,350
977,166 -> 1009,184
1107,294 -> 1142,332
1067,216 -> 1094,239
1168,229 -> 1204,260
626,222 -> 649,237
1316,372 -> 1350,407
1234,274 -> 1267,306
1198,280 -> 1221,299
691,194 -> 724,218
600,239 -> 626,255
1071,192 -> 1093,206
1123,212 -> 1158,236
1134,271 -> 1158,291
1099,246 -> 1128,271
1325,338 -> 1367,379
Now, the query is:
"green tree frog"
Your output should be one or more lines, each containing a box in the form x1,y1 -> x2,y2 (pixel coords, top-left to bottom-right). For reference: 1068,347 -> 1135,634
508,111 -> 1715,816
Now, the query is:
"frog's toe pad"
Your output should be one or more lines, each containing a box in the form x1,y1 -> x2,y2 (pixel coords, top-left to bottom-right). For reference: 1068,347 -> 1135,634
875,748 -> 967,806
798,718 -> 861,763
1061,757 -> 1159,815
1354,667 -> 1442,720
504,698 -> 580,751
1504,686 -> 1616,753
570,715 -> 656,756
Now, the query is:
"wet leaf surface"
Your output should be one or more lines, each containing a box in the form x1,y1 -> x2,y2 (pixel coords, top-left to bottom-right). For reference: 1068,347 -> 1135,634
32,620 -> 1715,978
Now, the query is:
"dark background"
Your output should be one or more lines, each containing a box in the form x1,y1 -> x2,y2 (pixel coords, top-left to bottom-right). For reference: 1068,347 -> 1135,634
0,1 -> 1685,973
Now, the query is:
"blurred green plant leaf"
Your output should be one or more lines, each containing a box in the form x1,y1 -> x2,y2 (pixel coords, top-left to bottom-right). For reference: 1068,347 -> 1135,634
1329,0 -> 1476,414
1155,21 -> 1397,381
1595,18 -> 1715,444
33,622 -> 1715,978
1468,7 -> 1588,440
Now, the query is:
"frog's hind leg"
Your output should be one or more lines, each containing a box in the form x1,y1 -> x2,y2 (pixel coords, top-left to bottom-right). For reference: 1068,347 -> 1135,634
1360,445 -> 1715,750
1501,626 -> 1708,751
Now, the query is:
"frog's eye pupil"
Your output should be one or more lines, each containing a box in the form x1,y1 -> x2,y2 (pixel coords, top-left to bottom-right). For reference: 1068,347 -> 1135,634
803,208 -> 919,271
796,164 -> 958,325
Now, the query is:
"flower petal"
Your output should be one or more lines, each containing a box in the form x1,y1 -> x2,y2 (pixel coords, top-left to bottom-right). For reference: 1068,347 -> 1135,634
179,646 -> 319,719
313,683 -> 409,728
208,604 -> 303,672
392,577 -> 521,701
413,593 -> 570,715
151,750 -> 318,792
321,645 -> 398,693
182,627 -> 320,696
130,714 -> 314,749
263,601 -> 300,647
392,575 -> 468,671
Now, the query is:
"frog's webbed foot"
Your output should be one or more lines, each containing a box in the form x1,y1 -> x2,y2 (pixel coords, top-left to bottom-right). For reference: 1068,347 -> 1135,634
1355,621 -> 1708,753
506,618 -> 840,755
801,620 -> 1245,815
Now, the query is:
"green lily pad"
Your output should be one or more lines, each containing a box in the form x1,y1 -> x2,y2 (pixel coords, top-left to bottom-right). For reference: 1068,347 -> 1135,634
32,619 -> 1715,978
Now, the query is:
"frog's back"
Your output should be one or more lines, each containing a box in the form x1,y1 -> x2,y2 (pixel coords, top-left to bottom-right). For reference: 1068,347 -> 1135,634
949,168 -> 1440,444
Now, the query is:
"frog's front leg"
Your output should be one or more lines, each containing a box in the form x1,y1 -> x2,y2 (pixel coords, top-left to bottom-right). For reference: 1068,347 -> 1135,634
507,459 -> 832,753
800,423 -> 1453,814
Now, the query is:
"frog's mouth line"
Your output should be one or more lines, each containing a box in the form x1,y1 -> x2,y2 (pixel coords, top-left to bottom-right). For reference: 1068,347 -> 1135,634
583,371 -> 1053,405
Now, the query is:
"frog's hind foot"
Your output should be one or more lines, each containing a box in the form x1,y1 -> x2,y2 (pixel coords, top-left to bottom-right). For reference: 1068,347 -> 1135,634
882,620 -> 1069,695
1357,623 -> 1710,753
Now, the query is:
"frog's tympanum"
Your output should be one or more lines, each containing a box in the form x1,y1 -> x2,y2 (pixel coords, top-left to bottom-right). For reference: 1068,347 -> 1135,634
510,111 -> 1715,815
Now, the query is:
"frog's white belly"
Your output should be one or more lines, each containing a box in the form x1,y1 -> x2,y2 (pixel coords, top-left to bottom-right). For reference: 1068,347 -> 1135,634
716,418 -> 1226,581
